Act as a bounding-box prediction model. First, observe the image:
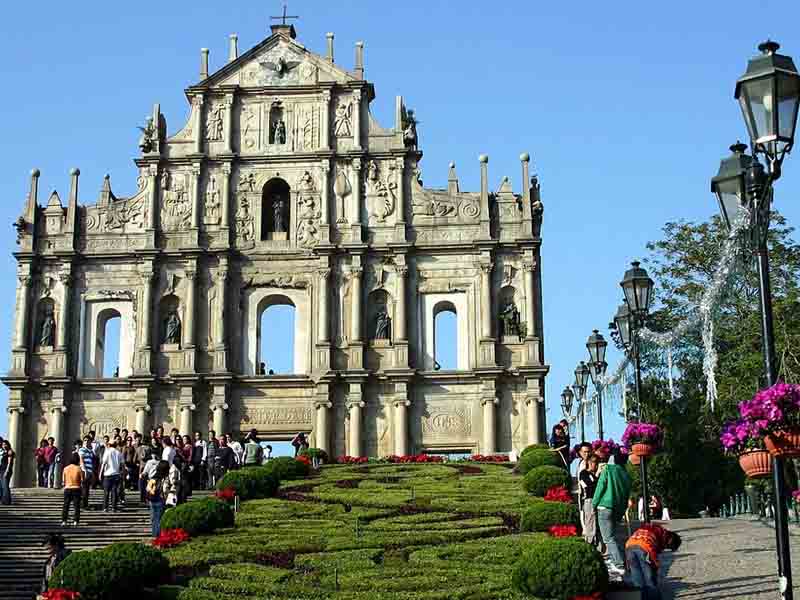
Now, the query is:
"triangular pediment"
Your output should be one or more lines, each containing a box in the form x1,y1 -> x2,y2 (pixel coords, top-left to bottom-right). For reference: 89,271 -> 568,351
201,34 -> 357,89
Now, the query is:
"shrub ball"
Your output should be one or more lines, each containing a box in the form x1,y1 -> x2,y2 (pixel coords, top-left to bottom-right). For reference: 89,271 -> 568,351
523,465 -> 572,497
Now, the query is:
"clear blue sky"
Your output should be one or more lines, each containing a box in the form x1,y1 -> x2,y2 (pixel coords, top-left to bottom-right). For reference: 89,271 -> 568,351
2,1 -> 800,445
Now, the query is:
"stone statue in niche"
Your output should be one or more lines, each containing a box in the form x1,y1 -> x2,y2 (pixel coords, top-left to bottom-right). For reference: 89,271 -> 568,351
273,120 -> 287,145
334,101 -> 352,137
205,176 -> 221,225
498,300 -> 523,340
39,311 -> 55,347
138,116 -> 157,153
164,311 -> 182,345
402,108 -> 418,148
273,196 -> 287,232
206,104 -> 224,142
373,308 -> 391,341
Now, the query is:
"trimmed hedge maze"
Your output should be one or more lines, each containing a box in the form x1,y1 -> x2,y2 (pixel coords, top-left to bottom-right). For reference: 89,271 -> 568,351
165,461 -> 599,600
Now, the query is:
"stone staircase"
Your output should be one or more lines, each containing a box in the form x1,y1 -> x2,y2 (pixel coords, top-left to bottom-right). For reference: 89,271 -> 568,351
0,487 -> 155,600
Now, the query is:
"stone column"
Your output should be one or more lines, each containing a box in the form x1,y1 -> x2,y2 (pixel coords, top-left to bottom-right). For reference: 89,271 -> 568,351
56,272 -> 71,350
321,91 -> 331,150
320,161 -> 331,227
315,399 -> 332,454
7,405 -> 23,487
139,268 -> 154,349
350,266 -> 363,342
353,90 -> 362,151
223,94 -> 234,154
146,164 -> 158,230
216,262 -> 229,352
184,269 -> 197,348
524,261 -> 535,339
350,158 -> 362,236
394,400 -> 410,456
190,163 -> 202,229
179,386 -> 195,437
347,399 -> 365,457
394,157 -> 406,238
395,266 -> 408,340
526,397 -> 541,445
479,263 -> 492,339
13,273 -> 32,349
211,385 -> 229,435
481,396 -> 498,455
318,268 -> 331,343
136,405 -> 150,435
221,164 -> 231,229
50,397 -> 66,485
193,95 -> 204,154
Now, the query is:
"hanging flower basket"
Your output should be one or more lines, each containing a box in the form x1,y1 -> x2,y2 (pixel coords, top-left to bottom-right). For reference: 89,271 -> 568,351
764,428 -> 800,458
738,450 -> 773,478
630,443 -> 655,458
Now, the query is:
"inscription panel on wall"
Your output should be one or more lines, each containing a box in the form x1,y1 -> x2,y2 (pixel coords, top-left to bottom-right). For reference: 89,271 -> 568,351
421,402 -> 472,442
240,405 -> 313,431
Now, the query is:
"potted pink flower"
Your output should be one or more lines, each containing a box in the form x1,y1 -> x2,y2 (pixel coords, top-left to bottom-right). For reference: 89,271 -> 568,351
739,382 -> 800,458
621,423 -> 663,457
720,419 -> 772,478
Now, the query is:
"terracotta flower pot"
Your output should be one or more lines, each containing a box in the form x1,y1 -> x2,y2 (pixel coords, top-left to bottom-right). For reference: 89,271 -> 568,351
631,443 -> 655,458
764,429 -> 800,458
738,450 -> 772,478
629,453 -> 641,466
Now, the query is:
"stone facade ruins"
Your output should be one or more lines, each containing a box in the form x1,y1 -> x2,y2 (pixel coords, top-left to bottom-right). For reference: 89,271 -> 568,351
3,22 -> 548,486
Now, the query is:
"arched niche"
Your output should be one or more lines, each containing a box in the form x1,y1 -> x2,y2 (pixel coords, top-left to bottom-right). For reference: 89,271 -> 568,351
367,289 -> 394,343
419,293 -> 470,371
79,297 -> 135,378
261,178 -> 291,240
158,294 -> 182,347
243,287 -> 309,376
34,297 -> 57,349
498,285 -> 524,339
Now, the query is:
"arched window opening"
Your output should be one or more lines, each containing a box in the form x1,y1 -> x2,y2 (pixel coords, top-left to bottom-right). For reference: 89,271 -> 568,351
261,178 -> 291,240
258,301 -> 296,374
433,301 -> 457,370
97,309 -> 122,378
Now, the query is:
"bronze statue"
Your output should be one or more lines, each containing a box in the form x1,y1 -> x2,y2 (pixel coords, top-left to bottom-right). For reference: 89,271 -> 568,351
39,311 -> 55,347
164,311 -> 181,345
498,300 -> 521,338
373,309 -> 391,340
273,120 -> 287,145
273,196 -> 286,232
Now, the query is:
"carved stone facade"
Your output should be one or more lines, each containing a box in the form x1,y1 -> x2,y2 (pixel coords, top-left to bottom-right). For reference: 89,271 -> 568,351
3,23 -> 548,486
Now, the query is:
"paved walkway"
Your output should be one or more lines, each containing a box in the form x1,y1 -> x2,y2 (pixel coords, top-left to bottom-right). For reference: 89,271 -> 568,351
660,517 -> 800,599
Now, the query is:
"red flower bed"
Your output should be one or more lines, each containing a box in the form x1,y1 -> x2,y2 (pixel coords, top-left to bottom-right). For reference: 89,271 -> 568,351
384,454 -> 444,464
571,593 -> 603,600
544,485 -> 573,504
40,591 -> 81,600
214,487 -> 236,503
468,454 -> 509,462
152,527 -> 191,548
337,455 -> 369,464
548,524 -> 578,538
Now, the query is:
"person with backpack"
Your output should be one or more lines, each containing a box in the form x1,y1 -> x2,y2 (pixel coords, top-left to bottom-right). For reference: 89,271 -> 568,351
147,460 -> 171,538
243,433 -> 263,467
625,523 -> 682,600
592,449 -> 632,578
140,452 -> 160,503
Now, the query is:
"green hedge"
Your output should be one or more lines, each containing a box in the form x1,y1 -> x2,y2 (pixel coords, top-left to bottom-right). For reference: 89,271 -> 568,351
161,497 -> 234,536
512,536 -> 607,599
517,448 -> 561,474
264,456 -> 311,480
51,542 -> 169,600
520,500 -> 580,532
522,465 -> 572,496
216,466 -> 280,500
520,444 -> 551,458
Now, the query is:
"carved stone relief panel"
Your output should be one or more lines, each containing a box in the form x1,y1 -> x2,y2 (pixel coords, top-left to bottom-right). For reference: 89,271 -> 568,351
364,160 -> 397,225
205,101 -> 225,143
160,170 -> 191,232
204,173 -> 222,226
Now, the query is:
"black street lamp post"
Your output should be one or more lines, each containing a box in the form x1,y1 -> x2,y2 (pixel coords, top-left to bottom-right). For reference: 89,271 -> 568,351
614,261 -> 655,523
561,386 -> 575,440
711,40 -> 800,600
574,361 -> 590,440
586,329 -> 609,440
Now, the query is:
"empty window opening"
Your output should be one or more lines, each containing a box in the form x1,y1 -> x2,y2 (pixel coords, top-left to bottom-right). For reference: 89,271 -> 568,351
99,312 -> 122,378
259,303 -> 296,374
433,303 -> 457,370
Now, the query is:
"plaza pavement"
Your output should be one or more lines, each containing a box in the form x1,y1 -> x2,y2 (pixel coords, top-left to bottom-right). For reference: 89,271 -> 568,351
659,517 -> 800,599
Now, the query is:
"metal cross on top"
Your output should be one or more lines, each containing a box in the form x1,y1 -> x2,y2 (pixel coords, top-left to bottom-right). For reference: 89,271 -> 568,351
270,2 -> 299,26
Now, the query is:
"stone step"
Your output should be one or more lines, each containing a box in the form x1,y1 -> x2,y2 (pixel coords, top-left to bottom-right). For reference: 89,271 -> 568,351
0,487 -> 215,600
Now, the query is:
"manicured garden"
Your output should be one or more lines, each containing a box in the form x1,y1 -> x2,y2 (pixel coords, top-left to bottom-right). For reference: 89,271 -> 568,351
47,449 -> 609,600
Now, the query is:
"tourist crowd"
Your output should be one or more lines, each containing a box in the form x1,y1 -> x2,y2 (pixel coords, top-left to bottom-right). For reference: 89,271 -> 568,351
551,421 -> 680,599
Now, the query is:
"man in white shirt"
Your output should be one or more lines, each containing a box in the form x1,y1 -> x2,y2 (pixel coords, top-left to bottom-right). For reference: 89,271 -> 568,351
161,438 -> 176,465
227,435 -> 244,467
99,440 -> 124,513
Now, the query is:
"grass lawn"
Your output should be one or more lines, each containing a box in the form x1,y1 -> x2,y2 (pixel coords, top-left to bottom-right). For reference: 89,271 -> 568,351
165,462 -> 548,599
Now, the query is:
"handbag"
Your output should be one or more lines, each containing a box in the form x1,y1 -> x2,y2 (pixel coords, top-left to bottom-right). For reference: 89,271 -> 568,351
166,492 -> 177,507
